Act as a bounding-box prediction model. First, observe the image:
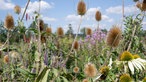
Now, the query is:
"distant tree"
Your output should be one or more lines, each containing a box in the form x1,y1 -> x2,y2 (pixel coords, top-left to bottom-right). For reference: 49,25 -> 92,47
66,24 -> 73,35
80,27 -> 86,37
0,21 -> 7,42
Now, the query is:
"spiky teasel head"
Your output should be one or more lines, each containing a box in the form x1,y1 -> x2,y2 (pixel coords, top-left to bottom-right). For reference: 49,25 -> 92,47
95,10 -> 102,22
106,25 -> 122,47
77,0 -> 86,16
82,78 -> 88,82
39,19 -> 44,31
73,66 -> 79,73
86,28 -> 92,36
119,74 -> 132,82
142,0 -> 146,11
41,35 -> 46,43
84,63 -> 97,77
142,77 -> 146,82
120,51 -> 134,61
133,54 -> 140,59
73,40 -> 79,50
4,55 -> 9,63
4,14 -> 14,30
46,27 -> 52,35
14,5 -> 21,14
57,27 -> 64,37
136,1 -> 142,9
100,66 -> 109,75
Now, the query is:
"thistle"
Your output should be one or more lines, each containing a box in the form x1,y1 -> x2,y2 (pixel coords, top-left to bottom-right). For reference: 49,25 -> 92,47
86,28 -> 92,36
14,5 -> 21,14
84,63 -> 97,77
77,0 -> 86,16
106,25 -> 122,47
73,66 -> 79,73
4,14 -> 14,30
95,10 -> 102,21
119,74 -> 132,82
57,27 -> 64,37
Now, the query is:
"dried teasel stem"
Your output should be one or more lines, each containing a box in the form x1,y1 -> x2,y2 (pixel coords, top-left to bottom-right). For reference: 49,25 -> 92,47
127,12 -> 145,51
21,0 -> 30,21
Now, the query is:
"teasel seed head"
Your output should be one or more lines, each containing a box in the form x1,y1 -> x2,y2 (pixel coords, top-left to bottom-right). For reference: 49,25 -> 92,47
120,51 -> 134,61
41,35 -> 46,43
82,78 -> 88,82
4,14 -> 14,30
133,54 -> 140,59
77,0 -> 86,16
136,1 -> 142,9
106,25 -> 122,47
39,19 -> 44,31
95,10 -> 102,21
57,27 -> 64,37
4,55 -> 9,63
14,5 -> 21,14
73,66 -> 79,73
73,40 -> 79,50
84,63 -> 97,77
46,27 -> 52,35
119,74 -> 132,82
86,28 -> 92,36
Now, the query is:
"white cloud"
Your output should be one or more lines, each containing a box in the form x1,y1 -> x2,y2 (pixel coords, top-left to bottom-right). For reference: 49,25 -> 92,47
106,5 -> 137,14
65,14 -> 81,24
42,16 -> 57,22
24,1 -> 53,14
0,0 -> 15,10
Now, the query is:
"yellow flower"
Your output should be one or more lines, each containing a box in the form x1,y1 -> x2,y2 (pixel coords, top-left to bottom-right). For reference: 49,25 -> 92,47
142,77 -> 146,82
133,54 -> 140,59
119,74 -> 132,82
100,66 -> 109,75
120,51 -> 133,61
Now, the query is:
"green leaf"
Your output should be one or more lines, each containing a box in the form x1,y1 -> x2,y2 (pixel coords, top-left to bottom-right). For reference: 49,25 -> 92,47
60,76 -> 68,82
52,68 -> 58,77
16,68 -> 36,78
41,69 -> 50,82
35,66 -> 49,82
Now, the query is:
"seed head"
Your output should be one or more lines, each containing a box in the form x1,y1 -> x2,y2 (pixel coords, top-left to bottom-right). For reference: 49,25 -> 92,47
82,78 -> 88,82
77,1 -> 86,16
73,66 -> 79,73
46,27 -> 52,35
95,10 -> 102,21
100,66 -> 109,75
106,25 -> 122,47
120,51 -> 134,61
4,55 -> 9,63
41,35 -> 46,43
73,41 -> 79,50
119,74 -> 132,82
133,54 -> 140,59
39,19 -> 44,31
136,1 -> 142,9
57,27 -> 64,37
141,3 -> 146,11
84,63 -> 97,77
142,77 -> 146,82
86,28 -> 92,35
14,5 -> 21,14
4,14 -> 14,30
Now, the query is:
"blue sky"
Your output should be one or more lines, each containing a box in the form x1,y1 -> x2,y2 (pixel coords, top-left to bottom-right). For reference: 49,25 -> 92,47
0,0 -> 145,33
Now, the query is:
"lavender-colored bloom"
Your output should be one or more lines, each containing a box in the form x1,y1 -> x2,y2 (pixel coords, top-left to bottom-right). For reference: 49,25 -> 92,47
44,50 -> 48,65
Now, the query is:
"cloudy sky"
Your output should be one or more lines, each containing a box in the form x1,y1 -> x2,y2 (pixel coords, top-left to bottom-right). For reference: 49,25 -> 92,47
0,0 -> 145,33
